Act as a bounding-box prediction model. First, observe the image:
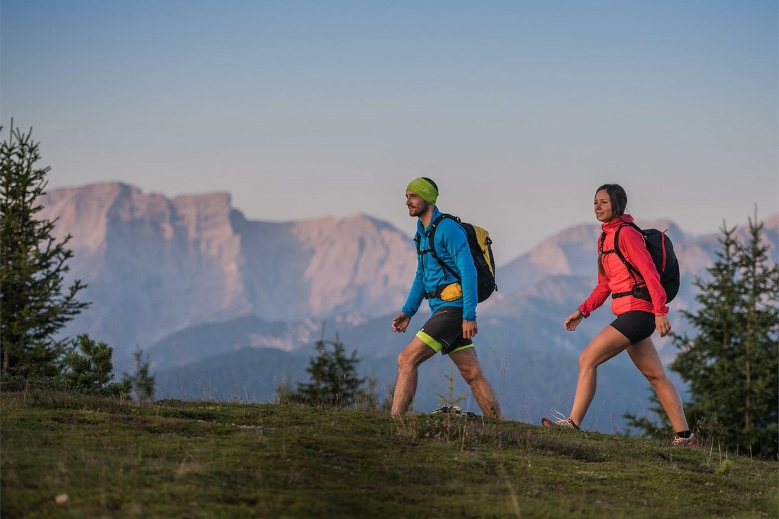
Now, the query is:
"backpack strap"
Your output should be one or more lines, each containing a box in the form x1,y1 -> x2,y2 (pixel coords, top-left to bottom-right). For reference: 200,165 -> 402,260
613,224 -> 645,283
424,213 -> 461,283
602,223 -> 648,299
599,231 -> 608,255
414,234 -> 438,299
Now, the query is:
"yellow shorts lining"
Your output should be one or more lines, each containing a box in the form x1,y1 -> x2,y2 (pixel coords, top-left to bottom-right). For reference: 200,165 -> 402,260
416,330 -> 474,355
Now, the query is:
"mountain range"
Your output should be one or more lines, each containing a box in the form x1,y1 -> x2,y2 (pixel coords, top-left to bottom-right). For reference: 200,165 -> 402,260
40,182 -> 417,351
39,182 -> 778,430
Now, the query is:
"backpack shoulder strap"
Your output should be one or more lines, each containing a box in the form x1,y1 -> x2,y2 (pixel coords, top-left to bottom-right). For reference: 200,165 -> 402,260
415,214 -> 448,254
613,224 -> 644,283
428,213 -> 461,281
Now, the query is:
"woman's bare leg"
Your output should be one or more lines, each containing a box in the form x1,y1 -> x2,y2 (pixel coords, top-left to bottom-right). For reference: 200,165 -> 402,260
626,338 -> 689,432
569,326 -> 632,426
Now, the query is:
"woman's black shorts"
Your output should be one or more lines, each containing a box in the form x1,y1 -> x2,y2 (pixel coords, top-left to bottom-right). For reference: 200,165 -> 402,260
610,311 -> 656,345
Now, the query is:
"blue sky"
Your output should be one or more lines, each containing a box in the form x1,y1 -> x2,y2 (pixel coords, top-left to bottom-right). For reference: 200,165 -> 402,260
2,1 -> 777,263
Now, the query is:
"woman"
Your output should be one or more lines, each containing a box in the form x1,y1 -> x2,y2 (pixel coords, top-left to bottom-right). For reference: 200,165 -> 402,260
542,184 -> 697,447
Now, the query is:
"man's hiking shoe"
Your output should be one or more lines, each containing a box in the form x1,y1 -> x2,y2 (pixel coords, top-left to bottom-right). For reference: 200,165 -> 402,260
672,433 -> 699,447
430,405 -> 478,418
541,417 -> 580,430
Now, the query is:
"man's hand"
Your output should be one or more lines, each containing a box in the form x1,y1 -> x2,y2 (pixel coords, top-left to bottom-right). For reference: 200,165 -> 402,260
462,319 -> 478,340
392,312 -> 410,333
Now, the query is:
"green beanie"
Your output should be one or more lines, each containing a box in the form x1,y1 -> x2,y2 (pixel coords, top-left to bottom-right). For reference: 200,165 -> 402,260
407,177 -> 438,205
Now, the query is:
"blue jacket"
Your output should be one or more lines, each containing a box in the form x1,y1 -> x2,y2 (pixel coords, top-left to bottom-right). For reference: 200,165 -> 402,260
401,206 -> 478,321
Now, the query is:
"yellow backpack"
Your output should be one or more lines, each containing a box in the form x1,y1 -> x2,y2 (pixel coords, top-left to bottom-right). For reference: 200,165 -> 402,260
415,213 -> 497,303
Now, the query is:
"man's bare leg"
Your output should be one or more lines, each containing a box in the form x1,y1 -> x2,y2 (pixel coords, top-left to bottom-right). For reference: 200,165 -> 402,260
450,348 -> 503,419
391,337 -> 436,415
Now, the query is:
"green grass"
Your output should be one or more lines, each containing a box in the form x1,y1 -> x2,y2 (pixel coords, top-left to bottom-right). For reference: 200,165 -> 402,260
2,391 -> 777,518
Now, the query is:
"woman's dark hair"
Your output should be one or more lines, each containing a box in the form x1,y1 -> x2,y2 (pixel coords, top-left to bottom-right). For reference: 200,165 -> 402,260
595,183 -> 627,219
595,183 -> 627,277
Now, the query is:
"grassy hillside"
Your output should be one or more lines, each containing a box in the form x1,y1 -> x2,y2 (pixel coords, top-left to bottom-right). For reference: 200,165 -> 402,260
2,391 -> 776,518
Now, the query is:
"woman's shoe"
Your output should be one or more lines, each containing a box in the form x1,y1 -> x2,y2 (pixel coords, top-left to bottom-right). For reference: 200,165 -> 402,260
541,417 -> 580,430
672,433 -> 699,447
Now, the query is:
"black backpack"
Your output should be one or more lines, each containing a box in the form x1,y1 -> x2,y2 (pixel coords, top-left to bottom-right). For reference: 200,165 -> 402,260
415,214 -> 497,303
601,222 -> 680,303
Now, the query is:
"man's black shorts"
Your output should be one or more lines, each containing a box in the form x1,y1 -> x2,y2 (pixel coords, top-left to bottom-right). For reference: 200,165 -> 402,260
416,306 -> 474,356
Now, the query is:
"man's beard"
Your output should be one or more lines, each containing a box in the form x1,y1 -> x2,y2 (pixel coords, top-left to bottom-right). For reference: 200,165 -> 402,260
408,200 -> 429,217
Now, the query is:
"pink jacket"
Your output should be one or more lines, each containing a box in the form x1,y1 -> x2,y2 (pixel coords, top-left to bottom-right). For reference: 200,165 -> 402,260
579,214 -> 669,317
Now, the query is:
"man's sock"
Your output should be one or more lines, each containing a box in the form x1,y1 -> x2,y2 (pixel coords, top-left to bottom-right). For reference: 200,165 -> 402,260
675,430 -> 692,438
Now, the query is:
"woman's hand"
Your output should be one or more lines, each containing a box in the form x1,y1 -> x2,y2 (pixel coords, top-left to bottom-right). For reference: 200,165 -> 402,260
564,309 -> 584,331
655,314 -> 671,337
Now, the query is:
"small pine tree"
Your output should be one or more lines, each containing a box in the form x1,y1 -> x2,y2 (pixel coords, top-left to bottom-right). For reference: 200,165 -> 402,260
354,375 -> 384,411
275,375 -> 302,404
436,364 -> 466,408
625,214 -> 778,457
63,334 -> 130,396
297,324 -> 365,407
1,123 -> 90,376
124,349 -> 156,403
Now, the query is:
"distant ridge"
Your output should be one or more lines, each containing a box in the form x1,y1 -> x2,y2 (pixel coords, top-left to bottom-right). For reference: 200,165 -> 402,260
39,182 -> 417,357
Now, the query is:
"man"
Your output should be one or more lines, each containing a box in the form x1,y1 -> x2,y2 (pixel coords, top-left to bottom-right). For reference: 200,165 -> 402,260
391,177 -> 503,419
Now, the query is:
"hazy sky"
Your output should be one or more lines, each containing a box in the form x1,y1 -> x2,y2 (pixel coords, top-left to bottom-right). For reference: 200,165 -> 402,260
2,1 -> 777,264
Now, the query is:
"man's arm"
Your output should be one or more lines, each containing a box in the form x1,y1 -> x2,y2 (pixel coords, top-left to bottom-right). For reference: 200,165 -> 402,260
441,221 -> 478,321
401,262 -> 425,319
400,235 -> 425,321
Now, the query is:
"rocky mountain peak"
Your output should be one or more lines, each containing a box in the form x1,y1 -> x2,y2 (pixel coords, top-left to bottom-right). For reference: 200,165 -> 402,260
38,183 -> 417,355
